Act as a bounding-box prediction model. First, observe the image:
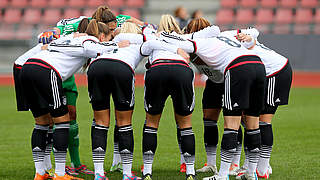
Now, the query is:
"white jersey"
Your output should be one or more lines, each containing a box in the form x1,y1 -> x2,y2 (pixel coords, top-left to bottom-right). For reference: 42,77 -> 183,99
160,33 -> 257,77
31,34 -> 118,81
222,29 -> 288,76
92,33 -> 144,70
15,44 -> 43,66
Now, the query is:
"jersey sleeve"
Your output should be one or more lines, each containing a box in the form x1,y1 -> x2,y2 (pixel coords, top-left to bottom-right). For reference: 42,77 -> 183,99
241,27 -> 260,39
116,14 -> 131,27
159,32 -> 196,53
56,16 -> 89,35
191,25 -> 221,39
82,39 -> 119,58
140,39 -> 179,56
15,44 -> 43,65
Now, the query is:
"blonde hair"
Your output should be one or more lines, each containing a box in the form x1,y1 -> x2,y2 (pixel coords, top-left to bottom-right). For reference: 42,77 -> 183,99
158,14 -> 182,34
120,22 -> 142,34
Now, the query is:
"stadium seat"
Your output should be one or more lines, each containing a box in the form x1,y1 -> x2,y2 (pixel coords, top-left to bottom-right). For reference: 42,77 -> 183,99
68,0 -> 86,8
273,24 -> 291,34
314,8 -> 320,24
43,9 -> 62,25
48,0 -> 66,7
300,0 -> 318,8
275,9 -> 293,24
235,9 -> 254,24
121,9 -> 140,19
64,9 -> 81,19
30,0 -> 48,8
295,9 -> 313,24
293,24 -> 311,34
260,0 -> 278,8
279,0 -> 297,8
10,0 -> 28,8
255,9 -> 273,24
16,25 -> 33,40
255,24 -> 271,34
0,0 -> 9,8
87,0 -> 106,7
215,9 -> 234,25
23,9 -> 42,24
239,0 -> 257,8
0,24 -> 15,40
3,9 -> 22,24
107,0 -> 125,8
220,0 -> 238,8
313,24 -> 320,34
126,0 -> 145,8
83,8 -> 96,17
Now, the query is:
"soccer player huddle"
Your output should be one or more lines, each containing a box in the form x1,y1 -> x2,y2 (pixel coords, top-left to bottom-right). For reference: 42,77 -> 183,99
13,5 -> 292,180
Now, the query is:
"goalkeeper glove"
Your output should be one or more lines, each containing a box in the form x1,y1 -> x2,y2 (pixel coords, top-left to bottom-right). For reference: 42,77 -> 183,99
38,30 -> 60,44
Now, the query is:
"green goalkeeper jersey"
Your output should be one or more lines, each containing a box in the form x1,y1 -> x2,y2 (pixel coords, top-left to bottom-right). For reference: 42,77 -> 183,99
56,15 -> 132,35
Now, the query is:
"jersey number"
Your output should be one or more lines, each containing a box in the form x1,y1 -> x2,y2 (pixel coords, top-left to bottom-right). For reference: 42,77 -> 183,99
216,36 -> 241,48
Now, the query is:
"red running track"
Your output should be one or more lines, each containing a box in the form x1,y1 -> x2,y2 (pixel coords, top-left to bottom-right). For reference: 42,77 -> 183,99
1,72 -> 320,88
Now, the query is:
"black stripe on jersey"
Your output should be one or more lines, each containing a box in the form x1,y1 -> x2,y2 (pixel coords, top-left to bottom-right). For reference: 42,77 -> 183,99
59,17 -> 81,25
161,32 -> 186,41
139,42 -> 149,57
187,40 -> 197,54
99,42 -> 118,47
50,43 -> 83,48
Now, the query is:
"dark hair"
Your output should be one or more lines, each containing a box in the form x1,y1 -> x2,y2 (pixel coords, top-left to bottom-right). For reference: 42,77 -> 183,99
92,6 -> 117,24
77,18 -> 90,33
185,17 -> 211,34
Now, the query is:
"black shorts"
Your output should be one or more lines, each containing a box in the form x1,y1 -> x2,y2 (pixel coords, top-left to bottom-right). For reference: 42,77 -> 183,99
13,64 -> 29,111
19,59 -> 68,118
261,61 -> 292,114
87,59 -> 135,111
202,79 -> 224,109
144,60 -> 195,116
223,56 -> 266,117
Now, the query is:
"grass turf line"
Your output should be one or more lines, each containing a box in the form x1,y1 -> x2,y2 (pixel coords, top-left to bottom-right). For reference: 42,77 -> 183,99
0,87 -> 319,180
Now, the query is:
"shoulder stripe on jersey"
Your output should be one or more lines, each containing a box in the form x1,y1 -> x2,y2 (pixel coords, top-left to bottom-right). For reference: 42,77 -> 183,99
161,32 -> 186,41
140,43 -> 149,57
187,39 -> 197,54
50,43 -> 83,48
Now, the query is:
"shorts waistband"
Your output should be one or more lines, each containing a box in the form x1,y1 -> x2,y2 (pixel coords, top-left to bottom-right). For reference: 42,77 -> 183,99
92,58 -> 135,74
25,58 -> 62,79
151,59 -> 190,68
225,55 -> 262,73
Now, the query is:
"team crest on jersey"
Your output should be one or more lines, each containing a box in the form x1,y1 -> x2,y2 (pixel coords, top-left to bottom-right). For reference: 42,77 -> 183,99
62,96 -> 67,105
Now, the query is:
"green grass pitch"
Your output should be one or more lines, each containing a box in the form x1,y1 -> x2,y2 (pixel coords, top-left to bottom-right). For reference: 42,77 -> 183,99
0,86 -> 319,180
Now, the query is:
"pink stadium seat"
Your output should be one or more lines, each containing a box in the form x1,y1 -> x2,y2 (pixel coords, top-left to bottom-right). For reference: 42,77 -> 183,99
220,0 -> 238,8
83,8 -> 96,17
300,0 -> 318,8
255,9 -> 273,24
275,9 -> 293,24
10,0 -> 28,8
64,9 -> 81,19
279,0 -> 297,8
68,0 -> 86,8
0,25 -> 15,40
126,0 -> 145,8
3,9 -> 21,24
16,25 -> 33,40
235,9 -> 254,24
30,0 -> 48,8
23,9 -> 42,24
43,9 -> 62,25
260,0 -> 278,8
48,0 -> 66,7
239,0 -> 257,8
215,9 -> 234,25
313,24 -> 320,34
0,0 -> 9,8
293,24 -> 311,34
255,24 -> 270,34
295,9 -> 313,24
273,24 -> 291,34
107,0 -> 125,8
87,0 -> 106,7
314,9 -> 320,24
121,9 -> 140,19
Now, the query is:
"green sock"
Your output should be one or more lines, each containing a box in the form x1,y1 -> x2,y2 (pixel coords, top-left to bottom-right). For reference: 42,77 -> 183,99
68,120 -> 81,168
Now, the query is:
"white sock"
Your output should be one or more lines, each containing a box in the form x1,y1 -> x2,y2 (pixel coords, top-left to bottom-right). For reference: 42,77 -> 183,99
112,143 -> 121,166
35,161 -> 46,175
206,146 -> 217,166
179,143 -> 185,164
55,162 -> 65,176
232,143 -> 242,166
243,149 -> 249,169
218,161 -> 231,177
257,157 -> 270,175
123,163 -> 132,177
186,163 -> 195,175
94,163 -> 104,175
43,155 -> 52,170
143,164 -> 152,175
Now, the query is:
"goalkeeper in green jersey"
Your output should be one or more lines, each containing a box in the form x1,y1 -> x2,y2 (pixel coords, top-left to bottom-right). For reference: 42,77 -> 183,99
38,6 -> 133,176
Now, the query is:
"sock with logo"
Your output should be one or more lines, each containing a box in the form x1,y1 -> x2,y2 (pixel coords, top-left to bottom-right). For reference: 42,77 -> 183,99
53,122 -> 70,176
142,125 -> 158,175
118,125 -> 134,177
91,121 -> 108,175
180,127 -> 195,175
32,124 -> 49,175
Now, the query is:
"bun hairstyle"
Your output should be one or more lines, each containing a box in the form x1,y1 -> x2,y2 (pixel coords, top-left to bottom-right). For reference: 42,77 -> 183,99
120,22 -> 142,34
158,14 -> 182,34
85,19 -> 111,38
185,17 -> 211,34
77,18 -> 90,33
92,5 -> 117,24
